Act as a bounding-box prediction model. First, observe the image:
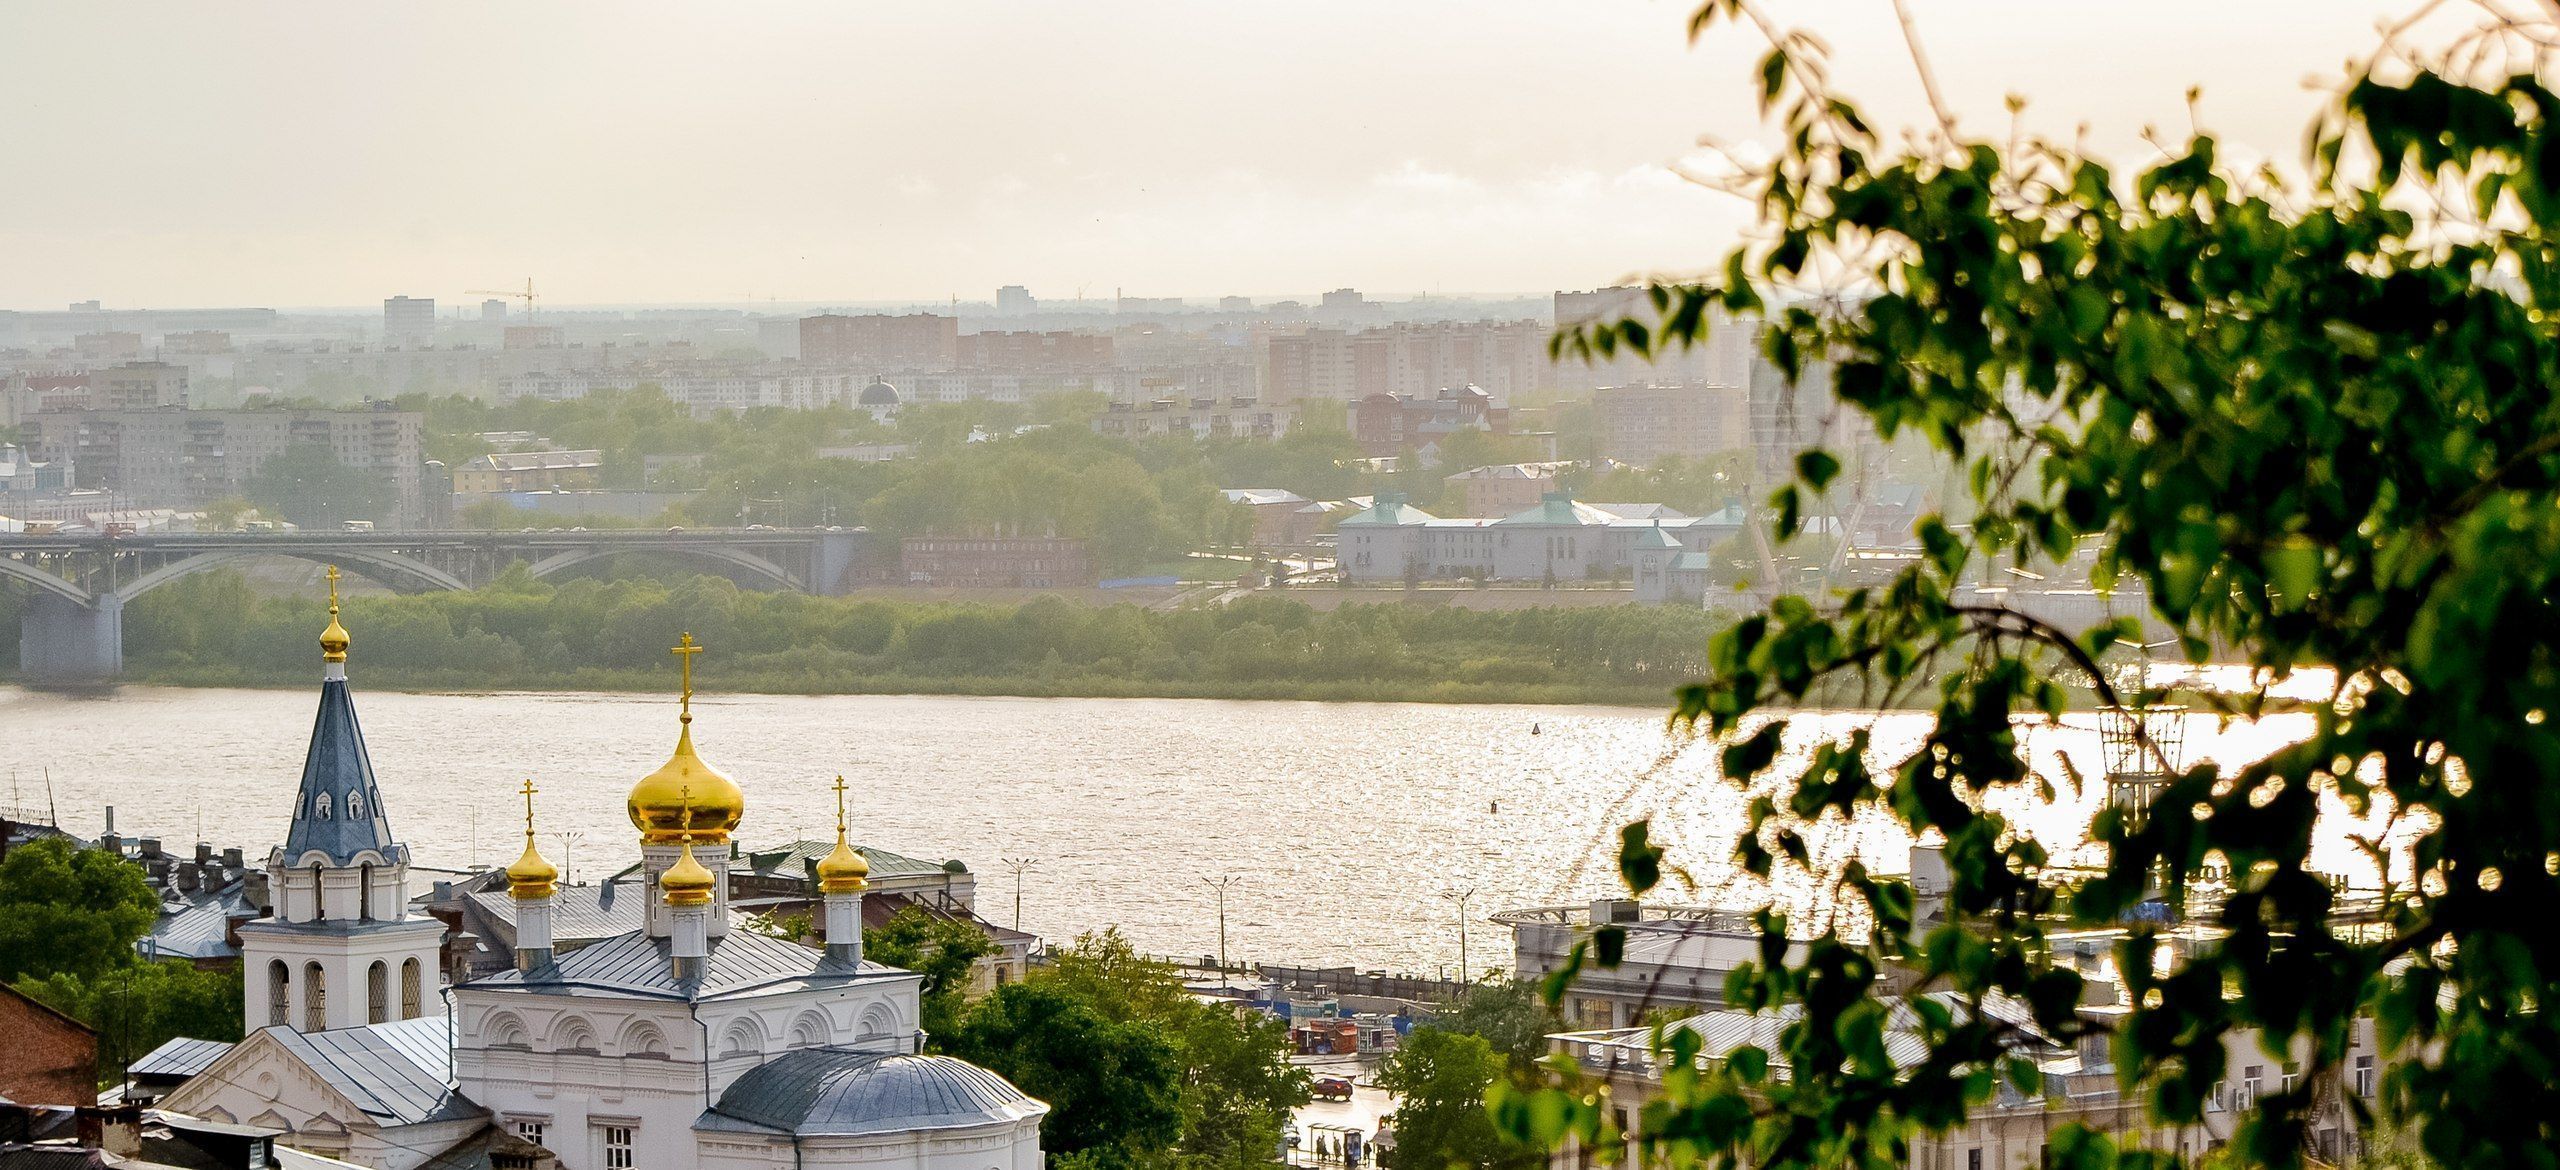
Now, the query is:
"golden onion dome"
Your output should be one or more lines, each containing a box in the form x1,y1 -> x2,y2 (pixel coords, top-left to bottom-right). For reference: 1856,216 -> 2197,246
628,722 -> 746,844
320,565 -> 351,663
661,834 -> 717,907
506,838 -> 559,900
817,837 -> 869,895
507,778 -> 558,899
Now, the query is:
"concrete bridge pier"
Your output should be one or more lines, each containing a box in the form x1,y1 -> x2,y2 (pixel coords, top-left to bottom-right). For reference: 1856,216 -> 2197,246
810,530 -> 867,596
18,592 -> 122,690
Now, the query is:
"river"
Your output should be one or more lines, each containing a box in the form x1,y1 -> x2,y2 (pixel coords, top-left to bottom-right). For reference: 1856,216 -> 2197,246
0,681 -> 2359,975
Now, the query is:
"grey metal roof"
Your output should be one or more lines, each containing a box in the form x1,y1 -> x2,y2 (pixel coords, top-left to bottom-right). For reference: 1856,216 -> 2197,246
701,1050 -> 1045,1137
128,1037 -> 235,1080
145,886 -> 259,962
461,880 -> 661,945
737,841 -> 950,882
264,1018 -> 470,1127
280,677 -> 406,867
465,927 -> 905,1002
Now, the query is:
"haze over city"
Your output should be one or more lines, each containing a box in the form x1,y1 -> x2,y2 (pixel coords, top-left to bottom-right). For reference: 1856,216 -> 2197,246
4,0 -> 2417,308
6,3 -> 2553,1169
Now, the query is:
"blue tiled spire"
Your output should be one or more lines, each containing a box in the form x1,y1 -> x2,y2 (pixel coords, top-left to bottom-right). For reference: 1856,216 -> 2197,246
280,676 -> 403,866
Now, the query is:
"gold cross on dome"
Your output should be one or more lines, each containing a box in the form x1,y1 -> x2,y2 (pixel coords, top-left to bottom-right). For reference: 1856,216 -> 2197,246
326,565 -> 341,615
833,774 -> 849,836
519,777 -> 538,840
672,632 -> 703,721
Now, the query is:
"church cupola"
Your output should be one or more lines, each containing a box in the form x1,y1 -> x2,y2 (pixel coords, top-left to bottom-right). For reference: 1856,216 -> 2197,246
507,778 -> 559,971
632,634 -> 744,938
817,775 -> 869,965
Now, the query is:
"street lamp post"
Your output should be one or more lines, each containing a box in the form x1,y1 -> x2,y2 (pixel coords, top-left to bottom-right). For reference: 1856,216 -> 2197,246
1440,887 -> 1477,985
1202,875 -> 1240,989
1002,857 -> 1038,931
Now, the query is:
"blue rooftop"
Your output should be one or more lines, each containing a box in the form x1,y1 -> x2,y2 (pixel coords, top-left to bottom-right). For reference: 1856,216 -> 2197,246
281,677 -> 405,867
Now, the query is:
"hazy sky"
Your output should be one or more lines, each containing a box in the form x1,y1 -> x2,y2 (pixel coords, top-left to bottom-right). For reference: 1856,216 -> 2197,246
0,0 -> 2424,309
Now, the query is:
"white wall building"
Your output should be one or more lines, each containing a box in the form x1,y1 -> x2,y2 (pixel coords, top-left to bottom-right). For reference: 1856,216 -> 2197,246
162,591 -> 1047,1170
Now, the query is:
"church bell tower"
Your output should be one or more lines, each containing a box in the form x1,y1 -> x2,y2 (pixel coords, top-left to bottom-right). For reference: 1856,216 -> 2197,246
237,568 -> 447,1033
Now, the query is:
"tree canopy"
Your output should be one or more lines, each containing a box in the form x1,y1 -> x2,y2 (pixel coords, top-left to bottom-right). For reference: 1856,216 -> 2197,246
0,836 -> 158,985
1514,2 -> 2560,1167
864,904 -> 995,1043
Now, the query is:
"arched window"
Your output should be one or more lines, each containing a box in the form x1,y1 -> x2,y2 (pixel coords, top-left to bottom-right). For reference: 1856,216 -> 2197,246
620,1020 -> 668,1058
787,1011 -> 830,1048
367,961 -> 388,1024
401,958 -> 423,1020
719,1018 -> 763,1058
346,790 -> 367,820
267,960 -> 290,1027
552,1016 -> 598,1053
486,1012 -> 529,1048
304,962 -> 327,1031
314,792 -> 332,821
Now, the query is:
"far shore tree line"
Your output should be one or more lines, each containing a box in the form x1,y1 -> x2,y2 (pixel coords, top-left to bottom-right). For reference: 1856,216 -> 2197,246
49,568 -> 1727,704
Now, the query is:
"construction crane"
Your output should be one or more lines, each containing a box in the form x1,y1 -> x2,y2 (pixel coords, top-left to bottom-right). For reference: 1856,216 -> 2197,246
466,278 -> 539,318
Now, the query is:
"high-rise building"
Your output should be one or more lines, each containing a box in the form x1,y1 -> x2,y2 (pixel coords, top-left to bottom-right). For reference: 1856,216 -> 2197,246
1593,382 -> 1751,467
22,404 -> 426,524
382,296 -> 435,346
481,298 -> 508,321
798,313 -> 959,369
995,285 -> 1036,316
1552,287 -> 1753,393
94,360 -> 189,411
1219,296 -> 1256,313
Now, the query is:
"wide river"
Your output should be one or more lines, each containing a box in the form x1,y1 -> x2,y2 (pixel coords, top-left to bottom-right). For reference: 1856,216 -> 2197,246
0,683 -> 2355,975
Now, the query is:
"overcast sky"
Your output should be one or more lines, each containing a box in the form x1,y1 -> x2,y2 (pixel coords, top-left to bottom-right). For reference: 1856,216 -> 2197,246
0,0 -> 2424,309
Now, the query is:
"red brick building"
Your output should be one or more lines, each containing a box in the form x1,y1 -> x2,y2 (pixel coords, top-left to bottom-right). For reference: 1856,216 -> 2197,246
800,313 -> 960,370
900,536 -> 1095,588
0,983 -> 98,1106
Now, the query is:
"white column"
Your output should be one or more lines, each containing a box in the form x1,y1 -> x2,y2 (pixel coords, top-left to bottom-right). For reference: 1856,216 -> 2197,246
671,903 -> 709,982
823,891 -> 862,966
515,895 -> 554,971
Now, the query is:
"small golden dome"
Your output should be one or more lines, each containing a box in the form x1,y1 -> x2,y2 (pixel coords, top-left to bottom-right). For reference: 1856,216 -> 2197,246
661,834 -> 716,907
817,838 -> 868,894
507,839 -> 558,900
507,778 -> 557,899
628,724 -> 746,844
320,565 -> 351,663
815,775 -> 867,894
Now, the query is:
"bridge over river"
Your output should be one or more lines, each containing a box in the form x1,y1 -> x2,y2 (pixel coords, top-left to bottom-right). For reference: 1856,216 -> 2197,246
1,527 -> 870,687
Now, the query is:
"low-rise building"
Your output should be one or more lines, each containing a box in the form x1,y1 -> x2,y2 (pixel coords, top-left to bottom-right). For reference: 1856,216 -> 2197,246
899,536 -> 1095,589
451,449 -> 604,493
1092,396 -> 1294,441
0,984 -> 97,1108
1335,491 -> 1743,591
1221,488 -> 1334,548
1443,462 -> 1571,516
1346,386 -> 1508,459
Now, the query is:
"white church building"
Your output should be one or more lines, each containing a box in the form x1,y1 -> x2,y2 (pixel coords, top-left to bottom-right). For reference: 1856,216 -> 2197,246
160,577 -> 1048,1170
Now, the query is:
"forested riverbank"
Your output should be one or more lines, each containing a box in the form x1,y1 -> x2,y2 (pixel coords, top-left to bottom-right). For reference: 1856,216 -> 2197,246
81,569 -> 1732,705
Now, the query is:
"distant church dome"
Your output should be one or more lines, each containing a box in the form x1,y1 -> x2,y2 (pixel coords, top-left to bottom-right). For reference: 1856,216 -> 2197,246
857,378 -> 901,407
707,1050 -> 1047,1137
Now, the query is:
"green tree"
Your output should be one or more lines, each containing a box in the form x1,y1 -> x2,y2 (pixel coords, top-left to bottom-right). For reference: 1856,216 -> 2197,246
245,442 -> 396,528
947,981 -> 1185,1170
1376,1028 -> 1538,1170
0,837 -> 157,984
1172,1005 -> 1310,1170
1030,930 -> 1310,1170
1519,3 -> 2560,1167
1431,977 -> 1560,1076
18,960 -> 243,1077
865,905 -> 995,1043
